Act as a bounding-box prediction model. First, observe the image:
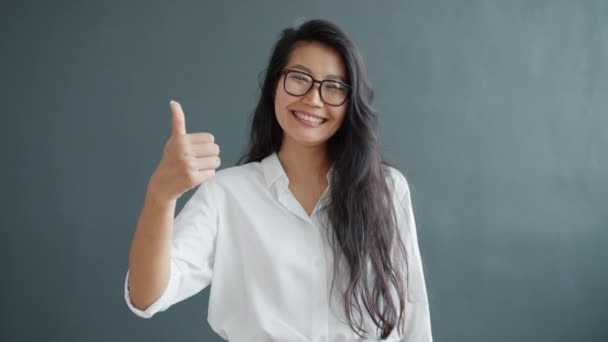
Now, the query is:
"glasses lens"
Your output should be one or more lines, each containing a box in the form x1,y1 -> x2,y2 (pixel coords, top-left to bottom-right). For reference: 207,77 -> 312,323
321,81 -> 347,106
285,71 -> 312,96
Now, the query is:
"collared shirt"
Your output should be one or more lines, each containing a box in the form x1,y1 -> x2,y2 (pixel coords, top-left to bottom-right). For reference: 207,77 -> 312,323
124,152 -> 433,341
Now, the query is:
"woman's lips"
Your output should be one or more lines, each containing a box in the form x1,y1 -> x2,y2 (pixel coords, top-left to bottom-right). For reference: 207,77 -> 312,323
291,111 -> 327,127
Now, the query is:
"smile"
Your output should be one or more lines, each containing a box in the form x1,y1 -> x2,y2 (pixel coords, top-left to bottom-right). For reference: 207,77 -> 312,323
291,111 -> 327,126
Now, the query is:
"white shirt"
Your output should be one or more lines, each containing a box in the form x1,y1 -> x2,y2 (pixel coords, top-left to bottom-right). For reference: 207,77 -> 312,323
124,152 -> 433,341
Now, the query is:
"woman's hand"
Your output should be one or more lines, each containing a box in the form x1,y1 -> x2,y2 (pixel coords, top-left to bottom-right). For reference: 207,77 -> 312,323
148,100 -> 221,203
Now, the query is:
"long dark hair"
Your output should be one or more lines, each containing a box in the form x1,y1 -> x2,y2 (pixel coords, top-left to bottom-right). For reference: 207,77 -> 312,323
237,19 -> 409,339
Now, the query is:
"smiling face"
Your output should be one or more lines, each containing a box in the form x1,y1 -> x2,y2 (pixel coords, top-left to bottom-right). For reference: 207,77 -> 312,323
274,41 -> 349,149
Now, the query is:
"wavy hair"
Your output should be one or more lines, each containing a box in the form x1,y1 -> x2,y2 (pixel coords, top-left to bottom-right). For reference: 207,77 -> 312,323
237,19 -> 409,339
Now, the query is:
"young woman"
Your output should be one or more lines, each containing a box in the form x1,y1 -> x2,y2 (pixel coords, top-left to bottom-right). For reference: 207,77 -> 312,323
126,19 -> 432,341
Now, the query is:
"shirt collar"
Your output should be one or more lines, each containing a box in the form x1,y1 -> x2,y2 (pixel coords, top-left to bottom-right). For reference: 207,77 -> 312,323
261,152 -> 286,188
261,152 -> 335,189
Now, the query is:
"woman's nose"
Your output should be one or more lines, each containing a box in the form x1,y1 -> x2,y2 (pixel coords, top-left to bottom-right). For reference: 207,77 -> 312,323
302,82 -> 324,107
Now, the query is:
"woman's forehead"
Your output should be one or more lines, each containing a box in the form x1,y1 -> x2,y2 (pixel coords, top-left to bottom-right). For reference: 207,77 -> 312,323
286,41 -> 346,80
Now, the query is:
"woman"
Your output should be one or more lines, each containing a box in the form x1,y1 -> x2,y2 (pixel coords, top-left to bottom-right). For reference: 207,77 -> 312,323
125,19 -> 432,341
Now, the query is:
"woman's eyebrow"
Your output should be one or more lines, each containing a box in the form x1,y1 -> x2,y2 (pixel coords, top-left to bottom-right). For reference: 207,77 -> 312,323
289,64 -> 346,83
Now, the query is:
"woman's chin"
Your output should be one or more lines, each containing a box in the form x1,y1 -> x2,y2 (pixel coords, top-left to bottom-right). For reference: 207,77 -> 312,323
284,132 -> 329,148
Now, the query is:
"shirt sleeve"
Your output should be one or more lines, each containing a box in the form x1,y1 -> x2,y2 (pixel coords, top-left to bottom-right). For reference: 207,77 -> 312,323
392,169 -> 434,341
124,180 -> 219,319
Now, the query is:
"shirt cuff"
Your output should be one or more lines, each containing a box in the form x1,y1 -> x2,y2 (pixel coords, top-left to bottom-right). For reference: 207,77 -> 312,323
124,261 -> 178,318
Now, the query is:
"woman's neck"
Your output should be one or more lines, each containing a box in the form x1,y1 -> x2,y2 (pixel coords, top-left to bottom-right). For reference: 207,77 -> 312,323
277,139 -> 331,186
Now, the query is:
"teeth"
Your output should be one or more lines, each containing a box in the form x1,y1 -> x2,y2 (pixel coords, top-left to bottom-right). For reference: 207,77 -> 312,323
294,111 -> 324,124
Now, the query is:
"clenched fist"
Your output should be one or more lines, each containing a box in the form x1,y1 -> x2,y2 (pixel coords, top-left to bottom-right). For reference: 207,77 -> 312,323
148,100 -> 221,202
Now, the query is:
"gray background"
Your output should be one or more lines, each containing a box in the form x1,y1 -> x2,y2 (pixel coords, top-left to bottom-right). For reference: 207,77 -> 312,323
2,0 -> 607,341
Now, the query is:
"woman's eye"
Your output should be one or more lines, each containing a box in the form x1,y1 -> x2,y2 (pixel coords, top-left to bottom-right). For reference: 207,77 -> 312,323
290,74 -> 310,82
326,83 -> 345,91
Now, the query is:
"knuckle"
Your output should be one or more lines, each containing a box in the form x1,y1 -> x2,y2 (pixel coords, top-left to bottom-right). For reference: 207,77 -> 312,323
189,159 -> 199,171
176,136 -> 188,148
172,135 -> 183,146
185,170 -> 198,184
177,153 -> 189,164
181,158 -> 194,172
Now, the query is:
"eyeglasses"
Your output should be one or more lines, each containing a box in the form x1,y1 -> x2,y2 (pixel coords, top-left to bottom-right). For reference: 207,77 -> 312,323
281,69 -> 350,107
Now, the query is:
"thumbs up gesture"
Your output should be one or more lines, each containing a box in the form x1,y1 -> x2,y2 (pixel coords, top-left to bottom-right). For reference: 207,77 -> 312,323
148,100 -> 221,203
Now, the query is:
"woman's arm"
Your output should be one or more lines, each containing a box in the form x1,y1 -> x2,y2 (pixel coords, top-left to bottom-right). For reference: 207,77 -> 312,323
127,100 -> 220,313
127,180 -> 176,311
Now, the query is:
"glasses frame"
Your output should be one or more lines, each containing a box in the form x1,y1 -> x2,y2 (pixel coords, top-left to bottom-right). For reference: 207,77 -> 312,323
281,69 -> 350,107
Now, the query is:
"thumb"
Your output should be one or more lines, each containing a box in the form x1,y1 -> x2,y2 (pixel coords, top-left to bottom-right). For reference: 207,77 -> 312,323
170,100 -> 186,136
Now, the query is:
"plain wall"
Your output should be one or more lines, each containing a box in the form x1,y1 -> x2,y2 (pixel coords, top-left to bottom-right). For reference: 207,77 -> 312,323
1,0 -> 607,341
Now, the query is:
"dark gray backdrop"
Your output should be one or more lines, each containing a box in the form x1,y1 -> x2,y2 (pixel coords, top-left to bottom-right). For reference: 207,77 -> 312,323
2,0 -> 606,341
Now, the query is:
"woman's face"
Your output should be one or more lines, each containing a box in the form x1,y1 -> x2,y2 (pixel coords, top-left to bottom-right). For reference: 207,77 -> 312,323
274,41 -> 348,148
